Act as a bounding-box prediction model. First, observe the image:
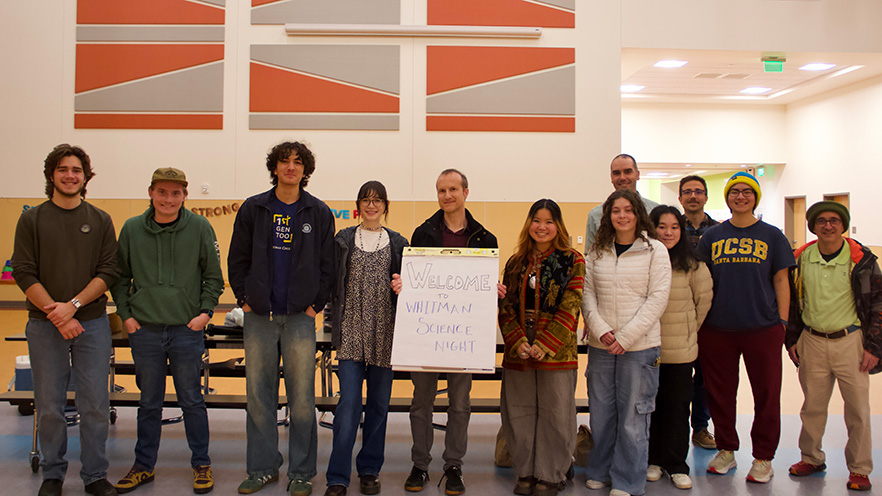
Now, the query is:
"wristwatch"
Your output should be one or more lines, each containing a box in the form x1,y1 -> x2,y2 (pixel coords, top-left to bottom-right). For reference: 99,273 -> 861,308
200,309 -> 214,318
70,298 -> 81,309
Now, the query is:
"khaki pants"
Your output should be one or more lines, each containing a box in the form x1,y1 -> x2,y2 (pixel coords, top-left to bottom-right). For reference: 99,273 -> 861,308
796,330 -> 873,474
501,368 -> 577,483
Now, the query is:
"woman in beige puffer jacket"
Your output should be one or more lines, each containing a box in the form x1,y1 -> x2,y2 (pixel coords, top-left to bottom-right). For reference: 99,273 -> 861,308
646,206 -> 713,491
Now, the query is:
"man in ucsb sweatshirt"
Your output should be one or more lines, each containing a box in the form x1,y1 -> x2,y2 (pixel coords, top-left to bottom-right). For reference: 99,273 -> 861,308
111,167 -> 223,495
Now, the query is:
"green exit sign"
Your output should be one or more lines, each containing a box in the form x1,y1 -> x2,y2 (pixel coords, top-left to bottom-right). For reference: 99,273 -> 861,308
764,61 -> 783,73
757,167 -> 765,177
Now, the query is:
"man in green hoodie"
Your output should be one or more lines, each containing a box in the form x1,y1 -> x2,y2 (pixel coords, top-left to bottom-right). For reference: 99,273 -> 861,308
111,167 -> 224,495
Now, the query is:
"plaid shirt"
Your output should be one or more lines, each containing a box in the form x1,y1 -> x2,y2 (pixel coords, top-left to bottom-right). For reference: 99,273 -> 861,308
685,213 -> 718,248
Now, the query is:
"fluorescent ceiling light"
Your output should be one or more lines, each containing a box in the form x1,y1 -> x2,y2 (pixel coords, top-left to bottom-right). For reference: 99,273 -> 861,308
684,164 -> 691,167
644,172 -> 669,178
829,65 -> 864,78
740,87 -> 771,95
799,63 -> 835,71
620,84 -> 645,93
654,60 -> 688,68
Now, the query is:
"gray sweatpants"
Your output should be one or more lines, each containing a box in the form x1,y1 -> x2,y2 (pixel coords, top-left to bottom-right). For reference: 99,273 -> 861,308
409,372 -> 472,471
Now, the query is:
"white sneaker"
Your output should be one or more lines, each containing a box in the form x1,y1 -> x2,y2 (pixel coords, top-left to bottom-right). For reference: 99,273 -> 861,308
610,490 -> 631,496
671,473 -> 692,489
707,449 -> 737,474
585,479 -> 609,490
646,465 -> 663,482
746,459 -> 774,483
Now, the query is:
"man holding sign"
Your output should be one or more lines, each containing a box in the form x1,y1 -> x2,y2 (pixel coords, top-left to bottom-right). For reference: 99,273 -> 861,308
404,169 -> 498,495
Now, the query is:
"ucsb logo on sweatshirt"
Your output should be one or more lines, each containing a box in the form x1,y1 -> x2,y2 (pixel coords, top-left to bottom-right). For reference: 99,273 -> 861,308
710,238 -> 768,265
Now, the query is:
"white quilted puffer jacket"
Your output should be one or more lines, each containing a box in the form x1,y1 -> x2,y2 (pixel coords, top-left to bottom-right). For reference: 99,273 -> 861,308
582,235 -> 672,352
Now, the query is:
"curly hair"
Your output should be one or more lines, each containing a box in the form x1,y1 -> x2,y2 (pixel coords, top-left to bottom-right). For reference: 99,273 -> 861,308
590,189 -> 656,254
43,144 -> 94,199
504,199 -> 572,286
650,205 -> 699,272
265,141 -> 315,188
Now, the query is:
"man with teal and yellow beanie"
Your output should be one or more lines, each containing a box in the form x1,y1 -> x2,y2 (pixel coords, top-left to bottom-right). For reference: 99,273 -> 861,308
695,171 -> 795,484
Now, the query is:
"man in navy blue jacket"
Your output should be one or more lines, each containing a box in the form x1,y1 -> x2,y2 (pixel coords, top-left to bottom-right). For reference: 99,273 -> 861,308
228,141 -> 335,496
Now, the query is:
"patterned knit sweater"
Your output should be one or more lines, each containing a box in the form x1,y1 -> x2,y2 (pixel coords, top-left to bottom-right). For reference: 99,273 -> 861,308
499,247 -> 585,371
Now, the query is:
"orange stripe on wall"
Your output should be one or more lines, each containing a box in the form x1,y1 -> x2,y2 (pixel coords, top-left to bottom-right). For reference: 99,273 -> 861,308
75,114 -> 223,129
77,0 -> 224,24
427,46 -> 575,95
428,0 -> 574,28
76,44 -> 225,93
427,116 -> 575,132
250,63 -> 399,113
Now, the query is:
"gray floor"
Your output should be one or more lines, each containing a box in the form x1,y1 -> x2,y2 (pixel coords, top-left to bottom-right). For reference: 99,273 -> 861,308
0,406 -> 877,495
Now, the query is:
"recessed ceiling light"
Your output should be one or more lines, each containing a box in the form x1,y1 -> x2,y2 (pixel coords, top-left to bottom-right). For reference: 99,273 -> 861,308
654,60 -> 688,68
740,87 -> 772,95
645,172 -> 669,178
685,164 -> 692,167
799,63 -> 835,71
740,164 -> 747,168
620,84 -> 645,93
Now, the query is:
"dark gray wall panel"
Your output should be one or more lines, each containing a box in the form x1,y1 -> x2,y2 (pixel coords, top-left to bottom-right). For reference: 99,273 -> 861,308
249,114 -> 399,130
75,63 -> 223,112
252,0 -> 400,25
251,45 -> 399,94
426,67 -> 575,115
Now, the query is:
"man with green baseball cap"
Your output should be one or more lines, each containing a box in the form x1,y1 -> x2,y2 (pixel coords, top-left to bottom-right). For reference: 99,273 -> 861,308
785,201 -> 881,491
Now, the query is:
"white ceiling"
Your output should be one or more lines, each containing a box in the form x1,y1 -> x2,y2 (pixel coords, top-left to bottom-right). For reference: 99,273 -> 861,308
620,48 -> 882,105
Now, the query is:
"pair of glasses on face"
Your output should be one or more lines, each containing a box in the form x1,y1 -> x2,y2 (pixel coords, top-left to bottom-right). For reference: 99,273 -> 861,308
728,188 -> 755,198
814,218 -> 842,228
359,198 -> 384,207
681,189 -> 706,196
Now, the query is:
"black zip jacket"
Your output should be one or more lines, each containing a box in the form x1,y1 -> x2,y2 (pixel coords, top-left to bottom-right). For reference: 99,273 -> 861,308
411,209 -> 498,249
227,188 -> 335,317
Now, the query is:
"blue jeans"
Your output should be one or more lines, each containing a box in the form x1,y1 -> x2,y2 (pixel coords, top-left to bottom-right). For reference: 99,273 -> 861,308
26,315 -> 111,484
128,324 -> 209,469
244,312 -> 317,480
326,360 -> 394,487
586,346 -> 660,496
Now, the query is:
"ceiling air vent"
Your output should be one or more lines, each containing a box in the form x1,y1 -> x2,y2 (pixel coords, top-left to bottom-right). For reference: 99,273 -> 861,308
722,73 -> 750,79
694,73 -> 722,79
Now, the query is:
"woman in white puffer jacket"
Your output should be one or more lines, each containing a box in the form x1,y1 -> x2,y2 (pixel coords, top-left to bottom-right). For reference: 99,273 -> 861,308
582,189 -> 672,496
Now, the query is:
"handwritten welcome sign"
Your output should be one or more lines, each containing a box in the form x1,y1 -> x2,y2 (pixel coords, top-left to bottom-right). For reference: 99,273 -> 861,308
391,247 -> 499,373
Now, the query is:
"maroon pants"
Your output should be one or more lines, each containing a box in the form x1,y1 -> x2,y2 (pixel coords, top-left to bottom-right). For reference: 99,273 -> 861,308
698,324 -> 785,460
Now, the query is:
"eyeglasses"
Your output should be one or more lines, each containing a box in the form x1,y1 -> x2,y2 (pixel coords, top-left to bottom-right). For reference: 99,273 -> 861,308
680,189 -> 706,196
728,188 -> 755,198
814,217 -> 842,228
359,198 -> 384,207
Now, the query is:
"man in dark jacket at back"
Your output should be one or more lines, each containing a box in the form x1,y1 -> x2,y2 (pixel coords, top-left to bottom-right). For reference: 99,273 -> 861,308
404,169 -> 498,495
227,142 -> 335,496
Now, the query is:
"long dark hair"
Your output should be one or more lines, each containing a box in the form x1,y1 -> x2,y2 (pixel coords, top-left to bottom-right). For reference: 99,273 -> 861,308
591,189 -> 656,254
650,205 -> 699,272
504,199 -> 571,285
355,180 -> 389,220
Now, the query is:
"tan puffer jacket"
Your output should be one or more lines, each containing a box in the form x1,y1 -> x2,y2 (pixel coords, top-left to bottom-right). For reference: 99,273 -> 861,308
659,264 -> 713,364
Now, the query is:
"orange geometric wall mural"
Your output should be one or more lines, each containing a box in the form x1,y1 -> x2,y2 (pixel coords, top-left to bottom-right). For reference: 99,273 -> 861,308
75,0 -> 225,130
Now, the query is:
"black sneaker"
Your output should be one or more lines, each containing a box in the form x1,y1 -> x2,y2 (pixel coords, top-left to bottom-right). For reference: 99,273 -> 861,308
359,475 -> 380,495
440,466 -> 464,495
85,479 -> 119,496
38,479 -> 63,496
404,466 -> 429,492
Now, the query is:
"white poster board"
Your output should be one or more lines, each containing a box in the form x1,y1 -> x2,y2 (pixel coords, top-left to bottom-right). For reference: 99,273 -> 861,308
391,247 -> 499,373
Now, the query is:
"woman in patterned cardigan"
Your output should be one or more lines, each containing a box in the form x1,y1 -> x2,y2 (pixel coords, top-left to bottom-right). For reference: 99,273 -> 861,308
499,199 -> 585,496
